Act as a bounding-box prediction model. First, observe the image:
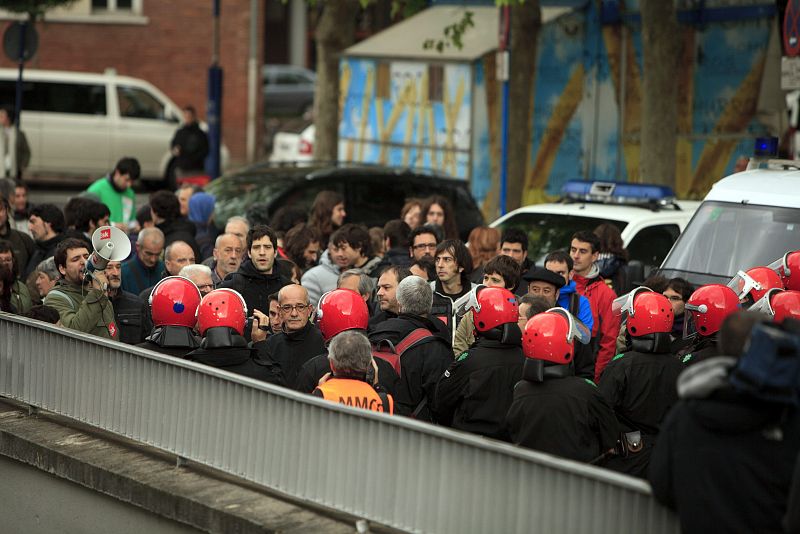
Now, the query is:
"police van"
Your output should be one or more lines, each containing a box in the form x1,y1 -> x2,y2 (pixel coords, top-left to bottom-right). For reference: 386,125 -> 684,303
658,139 -> 800,287
490,181 -> 701,283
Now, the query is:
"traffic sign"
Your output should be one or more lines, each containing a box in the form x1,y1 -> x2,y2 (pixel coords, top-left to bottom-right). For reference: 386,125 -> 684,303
3,22 -> 38,63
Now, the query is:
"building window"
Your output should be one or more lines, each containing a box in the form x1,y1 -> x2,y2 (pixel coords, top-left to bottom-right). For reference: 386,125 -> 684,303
428,65 -> 443,102
92,0 -> 140,13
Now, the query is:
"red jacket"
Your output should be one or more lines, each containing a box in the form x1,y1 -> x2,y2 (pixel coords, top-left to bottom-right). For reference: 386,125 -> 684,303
572,272 -> 619,382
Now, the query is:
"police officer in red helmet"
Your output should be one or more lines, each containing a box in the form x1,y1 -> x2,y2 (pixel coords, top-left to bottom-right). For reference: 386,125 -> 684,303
505,308 -> 619,463
598,288 -> 686,478
138,276 -> 203,358
679,284 -> 740,365
293,288 -> 400,396
186,288 -> 277,382
432,285 -> 525,440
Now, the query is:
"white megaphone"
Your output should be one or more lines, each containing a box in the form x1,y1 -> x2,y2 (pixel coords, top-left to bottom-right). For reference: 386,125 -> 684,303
85,226 -> 132,277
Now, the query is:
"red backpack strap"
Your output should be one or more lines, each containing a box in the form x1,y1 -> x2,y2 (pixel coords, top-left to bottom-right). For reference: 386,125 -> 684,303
395,328 -> 434,356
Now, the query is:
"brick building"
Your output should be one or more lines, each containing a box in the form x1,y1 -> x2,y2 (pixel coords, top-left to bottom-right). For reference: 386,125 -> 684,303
0,0 -> 263,169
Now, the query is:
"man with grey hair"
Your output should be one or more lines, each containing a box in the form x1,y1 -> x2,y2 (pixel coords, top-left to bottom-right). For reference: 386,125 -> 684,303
224,216 -> 250,256
121,227 -> 165,296
203,233 -> 244,285
337,269 -> 375,312
368,275 -> 451,420
105,259 -> 149,344
312,330 -> 393,413
178,264 -> 214,296
137,240 -> 194,300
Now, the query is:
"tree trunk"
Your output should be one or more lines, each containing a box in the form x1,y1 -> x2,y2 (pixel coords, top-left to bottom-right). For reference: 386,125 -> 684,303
506,0 -> 540,212
314,0 -> 360,161
640,0 -> 680,187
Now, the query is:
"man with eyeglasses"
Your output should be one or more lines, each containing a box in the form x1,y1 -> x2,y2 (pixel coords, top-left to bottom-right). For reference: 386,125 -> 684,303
408,226 -> 439,262
255,284 -> 326,388
179,264 -> 215,296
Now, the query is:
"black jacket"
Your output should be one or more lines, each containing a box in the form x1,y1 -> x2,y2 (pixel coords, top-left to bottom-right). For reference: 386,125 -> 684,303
367,309 -> 397,333
506,374 -> 619,463
374,247 -> 412,275
157,218 -> 200,262
111,289 -> 150,345
255,321 -> 326,387
433,334 -> 525,440
649,389 -> 800,534
187,336 -> 277,383
171,122 -> 209,172
137,325 -> 200,359
368,313 -> 452,420
679,335 -> 718,365
597,349 -> 685,477
25,233 -> 64,276
294,349 -> 401,397
219,259 -> 292,314
0,222 -> 34,275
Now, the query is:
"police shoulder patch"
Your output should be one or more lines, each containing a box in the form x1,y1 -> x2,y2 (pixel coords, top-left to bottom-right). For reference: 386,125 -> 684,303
612,353 -> 625,362
583,378 -> 597,387
682,354 -> 693,364
456,351 -> 469,362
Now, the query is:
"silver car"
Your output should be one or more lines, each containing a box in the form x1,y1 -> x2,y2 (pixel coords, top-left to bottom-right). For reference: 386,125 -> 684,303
262,64 -> 316,116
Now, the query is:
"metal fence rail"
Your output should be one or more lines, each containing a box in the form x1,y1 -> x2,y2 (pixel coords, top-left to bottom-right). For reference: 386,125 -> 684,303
0,313 -> 678,533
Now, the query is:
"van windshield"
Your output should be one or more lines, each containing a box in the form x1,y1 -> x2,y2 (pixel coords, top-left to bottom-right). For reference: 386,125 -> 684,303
659,201 -> 800,286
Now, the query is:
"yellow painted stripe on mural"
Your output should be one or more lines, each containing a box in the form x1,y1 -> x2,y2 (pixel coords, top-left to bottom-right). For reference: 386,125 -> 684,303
444,76 -> 466,175
523,64 -> 584,203
675,29 -> 695,197
378,82 -> 411,164
403,78 -> 418,167
356,66 -> 374,162
415,71 -> 429,167
688,54 -> 767,197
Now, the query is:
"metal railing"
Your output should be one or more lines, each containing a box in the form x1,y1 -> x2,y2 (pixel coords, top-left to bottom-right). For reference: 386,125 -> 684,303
0,313 -> 678,533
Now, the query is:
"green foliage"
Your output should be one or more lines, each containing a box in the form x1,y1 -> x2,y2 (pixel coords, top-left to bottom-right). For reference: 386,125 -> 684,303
423,10 -> 474,53
0,0 -> 76,19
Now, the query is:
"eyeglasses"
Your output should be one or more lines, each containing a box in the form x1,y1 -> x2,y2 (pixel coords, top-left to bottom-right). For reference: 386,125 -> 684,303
279,303 -> 310,314
413,243 -> 437,251
196,283 -> 214,291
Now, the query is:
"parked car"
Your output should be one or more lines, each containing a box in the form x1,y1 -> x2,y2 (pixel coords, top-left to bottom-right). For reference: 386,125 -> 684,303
262,64 -> 316,116
269,124 -> 314,163
205,163 -> 484,240
491,180 -> 700,282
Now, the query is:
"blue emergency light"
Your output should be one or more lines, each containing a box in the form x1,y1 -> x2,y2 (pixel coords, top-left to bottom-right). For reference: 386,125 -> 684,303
753,137 -> 779,158
561,180 -> 676,206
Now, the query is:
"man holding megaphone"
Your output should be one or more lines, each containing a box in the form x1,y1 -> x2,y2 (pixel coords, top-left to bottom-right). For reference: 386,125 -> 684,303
43,226 -> 131,340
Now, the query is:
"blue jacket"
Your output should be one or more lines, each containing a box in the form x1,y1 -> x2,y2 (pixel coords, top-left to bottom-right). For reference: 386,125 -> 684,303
557,280 -> 595,332
121,255 -> 166,297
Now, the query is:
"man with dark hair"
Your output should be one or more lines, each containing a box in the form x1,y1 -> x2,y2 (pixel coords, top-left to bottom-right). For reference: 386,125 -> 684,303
431,239 -> 475,344
369,265 -> 412,331
26,203 -> 65,276
171,106 -> 209,177
499,228 -> 533,295
43,238 -> 118,339
410,255 -> 435,281
330,223 -> 380,276
569,231 -> 619,381
283,223 -> 320,272
62,197 -> 110,249
22,304 -> 60,325
408,226 -> 439,262
219,224 -> 292,313
85,157 -> 140,231
149,189 -> 200,260
0,105 -> 30,180
0,193 -> 34,274
377,219 -> 412,270
544,249 -> 594,334
0,239 -> 32,313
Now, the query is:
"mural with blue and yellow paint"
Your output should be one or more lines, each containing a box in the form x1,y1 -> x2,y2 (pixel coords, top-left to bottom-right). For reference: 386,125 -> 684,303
339,1 -> 776,220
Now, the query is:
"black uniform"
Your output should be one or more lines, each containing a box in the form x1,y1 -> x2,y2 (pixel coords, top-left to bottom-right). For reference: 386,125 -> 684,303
649,388 -> 800,534
294,350 -> 401,397
367,309 -> 397,333
506,372 -> 619,463
368,313 -> 452,420
187,330 -> 278,383
255,321 -> 326,387
25,233 -> 64,277
597,350 -> 684,477
137,325 -> 200,359
171,121 -> 209,173
679,335 -> 718,366
433,334 -> 524,440
219,259 -> 292,315
111,289 -> 150,344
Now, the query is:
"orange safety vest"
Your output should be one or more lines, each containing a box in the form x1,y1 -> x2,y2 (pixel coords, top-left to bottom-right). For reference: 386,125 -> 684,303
315,378 -> 394,414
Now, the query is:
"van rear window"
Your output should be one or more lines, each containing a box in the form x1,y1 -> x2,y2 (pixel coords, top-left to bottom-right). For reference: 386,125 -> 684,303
0,81 -> 106,115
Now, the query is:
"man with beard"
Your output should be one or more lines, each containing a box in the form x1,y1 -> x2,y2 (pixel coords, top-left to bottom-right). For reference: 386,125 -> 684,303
0,193 -> 34,272
219,224 -> 292,313
25,203 -> 65,276
283,223 -> 320,273
207,233 -> 243,286
369,265 -> 412,331
105,260 -> 149,344
43,238 -> 118,339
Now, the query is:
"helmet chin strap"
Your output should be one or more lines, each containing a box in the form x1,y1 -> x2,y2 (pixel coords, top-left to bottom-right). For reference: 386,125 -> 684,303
202,326 -> 247,349
631,332 -> 672,354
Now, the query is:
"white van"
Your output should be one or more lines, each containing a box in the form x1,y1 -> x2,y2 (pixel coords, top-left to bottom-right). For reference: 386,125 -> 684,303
0,68 -> 220,184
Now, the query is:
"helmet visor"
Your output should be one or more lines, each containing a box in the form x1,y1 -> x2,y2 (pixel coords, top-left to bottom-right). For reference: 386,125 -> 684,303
726,270 -> 761,302
545,307 -> 591,345
766,254 -> 790,279
612,286 -> 653,318
682,302 -> 705,339
748,287 -> 783,318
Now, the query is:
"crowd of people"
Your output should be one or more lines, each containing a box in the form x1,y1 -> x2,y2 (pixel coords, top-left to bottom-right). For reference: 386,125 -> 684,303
1,167 -> 799,533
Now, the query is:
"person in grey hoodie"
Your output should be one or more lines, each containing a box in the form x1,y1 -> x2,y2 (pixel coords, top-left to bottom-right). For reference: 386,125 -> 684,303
302,247 -> 343,305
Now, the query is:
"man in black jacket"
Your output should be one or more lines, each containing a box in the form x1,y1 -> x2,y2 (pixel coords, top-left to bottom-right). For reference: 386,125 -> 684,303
369,275 -> 452,420
598,289 -> 685,478
0,193 -> 34,274
25,203 -> 65,276
219,224 -> 292,314
434,286 -> 524,440
170,106 -> 209,177
149,190 -> 200,261
106,260 -> 150,344
649,312 -> 800,534
255,283 -> 325,387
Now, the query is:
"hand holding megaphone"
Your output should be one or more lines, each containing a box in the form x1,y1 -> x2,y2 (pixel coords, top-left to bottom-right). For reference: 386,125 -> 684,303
84,226 -> 132,285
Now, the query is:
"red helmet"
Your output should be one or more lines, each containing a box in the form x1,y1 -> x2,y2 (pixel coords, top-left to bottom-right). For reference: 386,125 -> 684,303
149,276 -> 202,328
728,267 -> 784,303
627,291 -> 673,337
751,288 -> 800,323
196,288 -> 248,336
522,308 -> 590,364
470,286 -> 519,332
769,251 -> 800,291
316,289 -> 368,341
685,284 -> 739,337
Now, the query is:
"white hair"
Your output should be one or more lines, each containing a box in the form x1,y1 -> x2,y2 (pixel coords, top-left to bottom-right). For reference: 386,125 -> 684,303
397,275 -> 432,316
179,264 -> 212,279
328,330 -> 373,376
